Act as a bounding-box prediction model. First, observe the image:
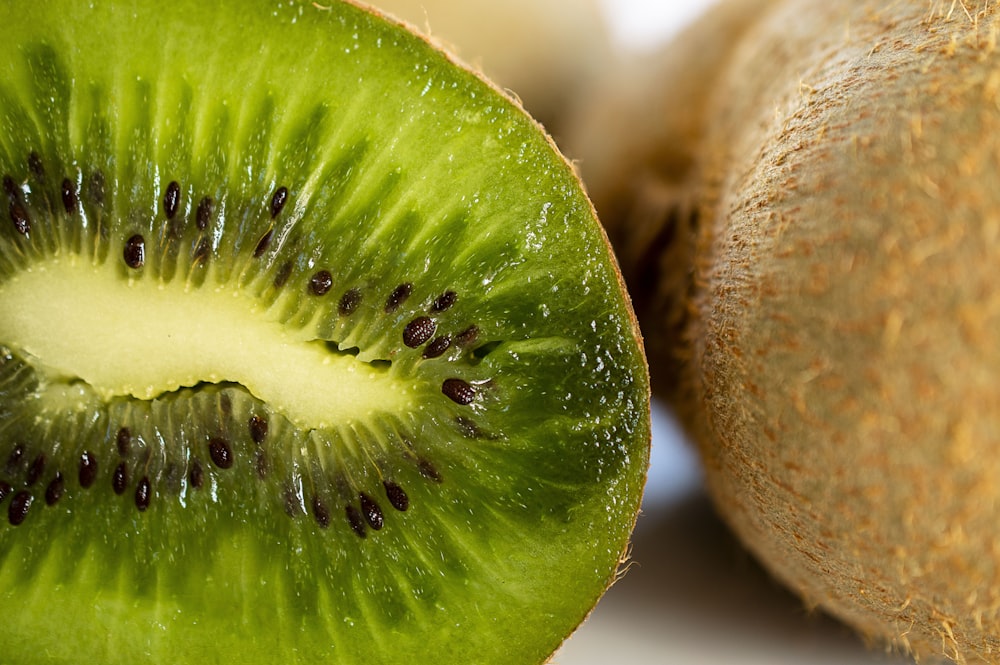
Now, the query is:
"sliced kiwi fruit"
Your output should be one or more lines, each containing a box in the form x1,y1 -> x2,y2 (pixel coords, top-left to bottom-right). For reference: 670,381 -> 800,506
0,2 -> 649,663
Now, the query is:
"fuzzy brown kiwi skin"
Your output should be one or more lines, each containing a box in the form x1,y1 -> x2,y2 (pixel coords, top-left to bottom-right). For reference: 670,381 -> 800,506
576,1 -> 1000,662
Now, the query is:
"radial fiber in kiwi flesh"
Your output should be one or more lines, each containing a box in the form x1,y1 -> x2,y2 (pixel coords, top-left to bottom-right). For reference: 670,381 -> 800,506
0,2 -> 650,664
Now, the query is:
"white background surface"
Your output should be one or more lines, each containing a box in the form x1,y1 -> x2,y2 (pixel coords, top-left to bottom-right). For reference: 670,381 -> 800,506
554,3 -> 916,663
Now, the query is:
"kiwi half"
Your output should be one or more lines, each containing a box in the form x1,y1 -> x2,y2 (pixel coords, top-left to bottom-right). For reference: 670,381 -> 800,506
0,2 -> 649,663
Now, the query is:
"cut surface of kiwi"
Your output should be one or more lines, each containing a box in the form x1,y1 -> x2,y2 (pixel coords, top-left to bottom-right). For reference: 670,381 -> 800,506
0,2 -> 649,664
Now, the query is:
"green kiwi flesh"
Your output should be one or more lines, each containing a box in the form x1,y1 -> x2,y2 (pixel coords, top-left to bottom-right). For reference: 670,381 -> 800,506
0,2 -> 650,664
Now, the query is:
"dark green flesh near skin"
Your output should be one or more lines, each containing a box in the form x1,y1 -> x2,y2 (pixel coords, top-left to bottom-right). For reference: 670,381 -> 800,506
0,2 -> 649,664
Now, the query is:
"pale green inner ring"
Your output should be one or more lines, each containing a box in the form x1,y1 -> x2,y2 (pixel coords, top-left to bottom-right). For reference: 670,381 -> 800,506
0,257 -> 413,429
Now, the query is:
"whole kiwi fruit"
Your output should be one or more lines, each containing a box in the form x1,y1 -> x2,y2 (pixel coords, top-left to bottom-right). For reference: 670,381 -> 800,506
0,2 -> 650,663
572,0 -> 1000,662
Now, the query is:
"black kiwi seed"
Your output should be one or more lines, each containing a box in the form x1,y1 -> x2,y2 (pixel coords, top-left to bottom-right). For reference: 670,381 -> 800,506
196,196 -> 213,230
430,290 -> 457,313
135,476 -> 151,512
78,451 -> 98,488
208,437 -> 233,469
8,490 -> 32,526
312,495 -> 331,528
422,335 -> 451,359
27,152 -> 45,182
61,178 -> 78,213
10,202 -> 30,236
163,180 -> 180,219
189,460 -> 204,489
442,378 -> 476,405
44,473 -> 64,506
338,288 -> 362,316
0,480 -> 12,504
385,283 -> 413,312
116,427 -> 132,457
112,462 -> 128,495
417,458 -> 443,483
25,454 -> 46,486
403,316 -> 436,348
123,234 -> 145,269
253,229 -> 274,258
308,270 -> 332,296
359,492 -> 383,530
345,504 -> 367,538
383,481 -> 409,512
248,415 -> 268,444
270,186 -> 288,218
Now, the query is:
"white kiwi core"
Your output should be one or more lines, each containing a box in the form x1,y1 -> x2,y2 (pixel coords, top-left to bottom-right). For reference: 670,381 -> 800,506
0,257 -> 413,429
